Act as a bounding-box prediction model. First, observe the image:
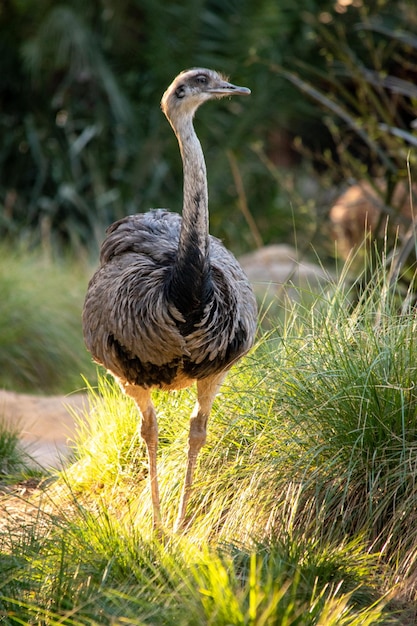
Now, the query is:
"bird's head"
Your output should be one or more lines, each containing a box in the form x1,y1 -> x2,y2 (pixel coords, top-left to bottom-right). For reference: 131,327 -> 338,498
161,68 -> 250,126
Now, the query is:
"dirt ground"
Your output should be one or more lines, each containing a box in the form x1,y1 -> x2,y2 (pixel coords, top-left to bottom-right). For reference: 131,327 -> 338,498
0,390 -> 89,468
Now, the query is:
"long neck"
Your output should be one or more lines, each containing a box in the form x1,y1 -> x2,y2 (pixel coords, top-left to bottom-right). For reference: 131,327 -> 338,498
176,115 -> 209,261
168,114 -> 212,318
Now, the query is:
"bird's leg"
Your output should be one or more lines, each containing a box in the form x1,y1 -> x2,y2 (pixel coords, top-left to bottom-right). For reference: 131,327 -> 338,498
175,373 -> 226,532
140,402 -> 162,530
123,385 -> 162,530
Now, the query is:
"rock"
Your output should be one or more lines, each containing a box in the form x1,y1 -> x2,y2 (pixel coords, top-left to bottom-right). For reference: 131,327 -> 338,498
239,244 -> 331,303
329,181 -> 414,261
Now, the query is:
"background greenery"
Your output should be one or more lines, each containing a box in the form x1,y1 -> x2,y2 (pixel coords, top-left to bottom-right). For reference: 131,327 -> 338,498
0,244 -> 95,392
2,0 -> 416,259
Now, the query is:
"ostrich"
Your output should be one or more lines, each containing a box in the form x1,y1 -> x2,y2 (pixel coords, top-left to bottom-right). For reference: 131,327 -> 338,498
82,68 -> 257,531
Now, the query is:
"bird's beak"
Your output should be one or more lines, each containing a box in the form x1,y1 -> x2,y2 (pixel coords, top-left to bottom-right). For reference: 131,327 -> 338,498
209,81 -> 251,97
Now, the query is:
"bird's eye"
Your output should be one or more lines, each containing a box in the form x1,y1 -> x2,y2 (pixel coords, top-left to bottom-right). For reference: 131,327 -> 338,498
175,85 -> 186,99
195,74 -> 208,84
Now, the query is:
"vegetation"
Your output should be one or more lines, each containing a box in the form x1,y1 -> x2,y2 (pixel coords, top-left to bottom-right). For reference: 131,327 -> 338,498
2,0 -> 415,261
1,0 -> 417,623
0,245 -> 95,393
2,0 -> 331,256
0,256 -> 417,623
0,421 -> 34,481
270,0 -> 417,275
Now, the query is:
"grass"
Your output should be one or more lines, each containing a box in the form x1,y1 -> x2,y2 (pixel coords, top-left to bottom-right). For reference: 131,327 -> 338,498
1,252 -> 417,623
0,421 -> 36,481
0,245 -> 96,393
0,504 -> 390,625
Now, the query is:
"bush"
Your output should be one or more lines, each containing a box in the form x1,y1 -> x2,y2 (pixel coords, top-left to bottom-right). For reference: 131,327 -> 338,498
269,0 -> 417,275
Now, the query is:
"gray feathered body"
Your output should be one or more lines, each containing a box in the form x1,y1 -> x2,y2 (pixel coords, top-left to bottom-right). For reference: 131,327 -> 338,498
83,208 -> 257,390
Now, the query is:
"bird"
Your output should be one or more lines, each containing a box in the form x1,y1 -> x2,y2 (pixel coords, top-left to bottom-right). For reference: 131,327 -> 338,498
82,68 -> 257,531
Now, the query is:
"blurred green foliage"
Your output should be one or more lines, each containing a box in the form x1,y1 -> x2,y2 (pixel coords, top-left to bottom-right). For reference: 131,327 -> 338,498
0,0 -> 331,257
271,0 -> 417,276
0,0 -> 416,261
0,245 -> 96,393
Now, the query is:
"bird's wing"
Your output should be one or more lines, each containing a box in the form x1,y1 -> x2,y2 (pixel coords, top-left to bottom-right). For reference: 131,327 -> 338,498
84,255 -> 188,369
83,211 -> 189,372
100,210 -> 181,264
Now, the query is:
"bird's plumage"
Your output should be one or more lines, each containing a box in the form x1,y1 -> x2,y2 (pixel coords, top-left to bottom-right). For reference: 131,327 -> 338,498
83,208 -> 256,389
82,68 -> 257,530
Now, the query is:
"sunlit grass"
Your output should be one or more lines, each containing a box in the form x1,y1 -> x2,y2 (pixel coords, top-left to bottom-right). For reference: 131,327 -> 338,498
0,499 -> 391,625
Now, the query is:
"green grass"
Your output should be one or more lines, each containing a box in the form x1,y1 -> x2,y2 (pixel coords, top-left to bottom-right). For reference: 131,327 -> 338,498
0,421 -> 36,481
0,502 -> 390,625
0,245 -> 96,393
1,254 -> 417,623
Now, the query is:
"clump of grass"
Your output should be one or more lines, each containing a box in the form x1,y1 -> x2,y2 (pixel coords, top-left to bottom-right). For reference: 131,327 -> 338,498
64,374 -> 146,504
0,420 -> 32,480
0,245 -> 96,393
0,495 -> 391,625
0,423 -> 23,478
267,271 -> 417,582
